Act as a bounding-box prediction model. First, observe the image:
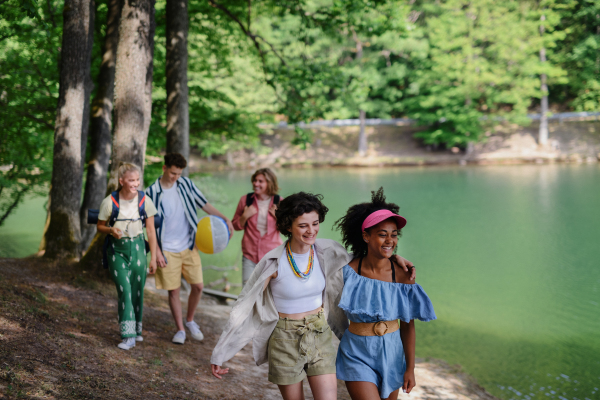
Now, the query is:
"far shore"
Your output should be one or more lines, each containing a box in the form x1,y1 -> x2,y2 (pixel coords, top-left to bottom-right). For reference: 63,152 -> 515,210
178,120 -> 600,173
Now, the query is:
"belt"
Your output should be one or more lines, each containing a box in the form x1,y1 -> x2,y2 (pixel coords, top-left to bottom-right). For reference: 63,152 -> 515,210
276,310 -> 327,357
349,320 -> 399,336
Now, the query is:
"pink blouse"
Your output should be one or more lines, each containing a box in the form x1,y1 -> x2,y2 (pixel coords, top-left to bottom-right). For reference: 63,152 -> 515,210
232,194 -> 283,264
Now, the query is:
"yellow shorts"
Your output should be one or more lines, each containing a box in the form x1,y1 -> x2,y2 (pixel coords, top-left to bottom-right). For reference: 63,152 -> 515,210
155,249 -> 203,290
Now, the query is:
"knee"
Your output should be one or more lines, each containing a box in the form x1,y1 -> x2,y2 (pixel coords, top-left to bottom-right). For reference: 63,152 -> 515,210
168,288 -> 180,298
191,283 -> 204,293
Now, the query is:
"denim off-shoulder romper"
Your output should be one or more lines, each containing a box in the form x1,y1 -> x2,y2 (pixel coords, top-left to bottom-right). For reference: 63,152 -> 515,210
336,264 -> 436,398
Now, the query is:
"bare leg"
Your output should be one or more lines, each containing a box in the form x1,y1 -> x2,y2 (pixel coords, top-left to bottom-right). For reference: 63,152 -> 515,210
186,283 -> 204,322
168,288 -> 185,331
307,374 -> 337,400
278,381 -> 305,400
345,381 -> 391,400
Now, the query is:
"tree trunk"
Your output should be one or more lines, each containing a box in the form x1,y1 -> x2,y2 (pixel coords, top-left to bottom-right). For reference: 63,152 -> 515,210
80,0 -> 123,252
358,109 -> 367,156
166,0 -> 190,175
81,3 -> 95,173
106,0 -> 156,192
539,14 -> 549,147
44,0 -> 94,259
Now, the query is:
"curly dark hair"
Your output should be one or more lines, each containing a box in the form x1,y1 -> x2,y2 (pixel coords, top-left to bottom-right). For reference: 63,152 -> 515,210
334,187 -> 402,258
276,192 -> 329,238
164,153 -> 187,169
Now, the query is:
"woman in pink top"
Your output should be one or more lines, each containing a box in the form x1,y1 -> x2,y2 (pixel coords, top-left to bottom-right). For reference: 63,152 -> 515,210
232,168 -> 283,286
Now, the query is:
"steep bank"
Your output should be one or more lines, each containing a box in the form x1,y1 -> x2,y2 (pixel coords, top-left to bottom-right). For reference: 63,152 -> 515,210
185,120 -> 600,171
0,258 -> 497,400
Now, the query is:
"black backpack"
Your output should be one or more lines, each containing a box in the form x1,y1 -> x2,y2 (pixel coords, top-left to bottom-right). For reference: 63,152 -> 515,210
246,193 -> 281,207
88,190 -> 157,269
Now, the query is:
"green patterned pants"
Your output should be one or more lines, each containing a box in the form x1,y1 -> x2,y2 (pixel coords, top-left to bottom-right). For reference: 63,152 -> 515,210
108,234 -> 147,338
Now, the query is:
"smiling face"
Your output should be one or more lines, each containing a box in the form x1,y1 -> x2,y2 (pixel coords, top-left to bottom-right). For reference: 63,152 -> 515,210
363,218 -> 399,259
289,211 -> 320,249
252,174 -> 268,196
119,170 -> 140,194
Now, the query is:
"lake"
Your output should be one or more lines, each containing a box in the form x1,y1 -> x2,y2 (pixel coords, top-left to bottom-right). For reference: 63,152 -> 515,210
1,164 -> 599,400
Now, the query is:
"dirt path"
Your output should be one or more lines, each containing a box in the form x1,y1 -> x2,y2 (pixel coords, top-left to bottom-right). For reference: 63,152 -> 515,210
0,258 -> 497,400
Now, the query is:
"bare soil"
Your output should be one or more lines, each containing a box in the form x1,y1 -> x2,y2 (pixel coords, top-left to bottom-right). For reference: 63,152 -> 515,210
0,258 -> 497,400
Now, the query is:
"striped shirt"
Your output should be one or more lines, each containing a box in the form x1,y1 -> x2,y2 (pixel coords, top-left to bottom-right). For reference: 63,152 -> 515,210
145,176 -> 208,250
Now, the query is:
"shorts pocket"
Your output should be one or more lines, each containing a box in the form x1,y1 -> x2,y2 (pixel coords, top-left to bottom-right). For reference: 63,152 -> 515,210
269,338 -> 299,367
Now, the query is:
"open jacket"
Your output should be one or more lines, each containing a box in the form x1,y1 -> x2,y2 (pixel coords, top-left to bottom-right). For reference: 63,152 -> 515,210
210,238 -> 353,367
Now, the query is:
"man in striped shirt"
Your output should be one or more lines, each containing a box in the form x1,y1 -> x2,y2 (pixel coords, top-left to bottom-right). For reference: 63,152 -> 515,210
146,153 -> 234,345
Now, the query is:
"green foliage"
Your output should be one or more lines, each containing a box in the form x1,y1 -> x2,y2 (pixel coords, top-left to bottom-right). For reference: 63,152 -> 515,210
0,0 -> 61,225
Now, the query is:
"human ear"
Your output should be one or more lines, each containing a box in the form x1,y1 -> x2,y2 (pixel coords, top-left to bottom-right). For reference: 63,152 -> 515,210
362,231 -> 369,243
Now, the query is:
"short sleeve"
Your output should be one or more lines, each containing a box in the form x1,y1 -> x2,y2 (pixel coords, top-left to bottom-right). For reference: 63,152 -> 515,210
144,197 -> 157,218
98,196 -> 113,221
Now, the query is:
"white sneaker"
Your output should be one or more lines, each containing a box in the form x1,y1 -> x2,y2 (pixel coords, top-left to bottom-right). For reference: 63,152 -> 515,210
185,320 -> 204,341
117,337 -> 136,350
172,330 -> 186,344
135,335 -> 144,342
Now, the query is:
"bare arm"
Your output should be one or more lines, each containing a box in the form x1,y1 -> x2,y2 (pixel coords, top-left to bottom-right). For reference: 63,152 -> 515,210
391,255 -> 416,281
145,217 -> 158,274
96,220 -> 123,239
400,320 -> 416,393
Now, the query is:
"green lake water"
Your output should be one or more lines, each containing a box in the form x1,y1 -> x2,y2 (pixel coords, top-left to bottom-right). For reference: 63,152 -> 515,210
1,164 -> 599,400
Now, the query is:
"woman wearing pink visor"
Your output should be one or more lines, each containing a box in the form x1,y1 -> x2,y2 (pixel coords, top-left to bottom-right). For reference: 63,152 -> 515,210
334,188 -> 436,400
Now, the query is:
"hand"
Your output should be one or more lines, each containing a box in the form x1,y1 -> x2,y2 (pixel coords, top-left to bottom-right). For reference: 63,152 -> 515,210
211,364 -> 229,379
391,255 -> 415,281
156,248 -> 167,268
148,259 -> 157,274
242,205 -> 257,220
402,368 -> 416,394
268,204 -> 278,218
225,218 -> 234,239
110,227 -> 123,240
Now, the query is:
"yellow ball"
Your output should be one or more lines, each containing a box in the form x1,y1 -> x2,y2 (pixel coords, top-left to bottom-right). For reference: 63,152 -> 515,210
195,215 -> 230,254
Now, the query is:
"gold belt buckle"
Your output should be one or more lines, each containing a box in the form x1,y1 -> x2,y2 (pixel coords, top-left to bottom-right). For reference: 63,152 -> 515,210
373,321 -> 389,336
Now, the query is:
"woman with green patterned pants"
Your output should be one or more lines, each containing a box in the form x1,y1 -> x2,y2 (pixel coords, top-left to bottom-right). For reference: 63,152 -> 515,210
97,163 -> 159,350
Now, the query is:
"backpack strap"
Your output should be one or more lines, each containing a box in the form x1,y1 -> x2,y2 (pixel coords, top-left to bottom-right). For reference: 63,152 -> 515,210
273,194 -> 280,205
245,192 -> 254,207
107,191 -> 120,227
138,190 -> 147,226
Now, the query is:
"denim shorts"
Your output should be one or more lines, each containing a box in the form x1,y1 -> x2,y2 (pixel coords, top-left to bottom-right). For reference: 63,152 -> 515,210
267,310 -> 336,385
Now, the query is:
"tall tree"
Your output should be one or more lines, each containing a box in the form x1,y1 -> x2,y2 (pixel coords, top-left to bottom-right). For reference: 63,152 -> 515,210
539,13 -> 549,146
166,0 -> 190,174
107,0 -> 156,191
81,0 -> 156,270
80,0 -> 123,252
44,0 -> 95,259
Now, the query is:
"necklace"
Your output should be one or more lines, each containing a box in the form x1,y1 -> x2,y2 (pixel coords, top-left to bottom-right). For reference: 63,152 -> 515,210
286,241 -> 314,279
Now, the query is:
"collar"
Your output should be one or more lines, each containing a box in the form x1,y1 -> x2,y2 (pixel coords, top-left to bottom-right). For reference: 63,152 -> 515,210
156,175 -> 182,193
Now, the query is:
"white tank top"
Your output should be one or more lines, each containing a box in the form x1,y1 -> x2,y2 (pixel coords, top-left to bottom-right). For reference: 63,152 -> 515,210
270,247 -> 325,314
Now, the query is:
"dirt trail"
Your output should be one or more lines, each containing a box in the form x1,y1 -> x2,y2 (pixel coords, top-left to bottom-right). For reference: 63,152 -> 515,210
0,258 -> 497,400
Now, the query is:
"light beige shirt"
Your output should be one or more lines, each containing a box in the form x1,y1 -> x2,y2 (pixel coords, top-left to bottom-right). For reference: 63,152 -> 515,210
210,238 -> 353,367
256,198 -> 270,237
98,193 -> 157,237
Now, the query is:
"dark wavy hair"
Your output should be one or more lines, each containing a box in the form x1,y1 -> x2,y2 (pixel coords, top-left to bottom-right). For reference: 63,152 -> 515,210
334,187 -> 402,258
276,192 -> 329,238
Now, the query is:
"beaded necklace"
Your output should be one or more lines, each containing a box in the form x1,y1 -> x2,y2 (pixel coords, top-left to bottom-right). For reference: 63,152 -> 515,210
286,241 -> 314,279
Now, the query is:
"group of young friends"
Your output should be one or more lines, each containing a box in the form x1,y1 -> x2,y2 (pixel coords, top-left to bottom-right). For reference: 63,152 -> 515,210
97,153 -> 436,400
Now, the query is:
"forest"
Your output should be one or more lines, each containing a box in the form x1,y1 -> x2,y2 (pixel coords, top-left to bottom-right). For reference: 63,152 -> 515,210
0,0 -> 599,259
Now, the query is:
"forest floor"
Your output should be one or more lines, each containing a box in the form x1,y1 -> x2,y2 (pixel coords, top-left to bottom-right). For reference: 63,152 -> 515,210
0,257 -> 498,400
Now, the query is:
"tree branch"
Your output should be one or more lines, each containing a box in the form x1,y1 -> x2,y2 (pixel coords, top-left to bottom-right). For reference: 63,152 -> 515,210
16,111 -> 54,130
0,186 -> 29,227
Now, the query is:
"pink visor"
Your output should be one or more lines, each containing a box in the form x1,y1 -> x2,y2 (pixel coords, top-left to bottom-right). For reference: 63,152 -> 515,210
361,209 -> 407,231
